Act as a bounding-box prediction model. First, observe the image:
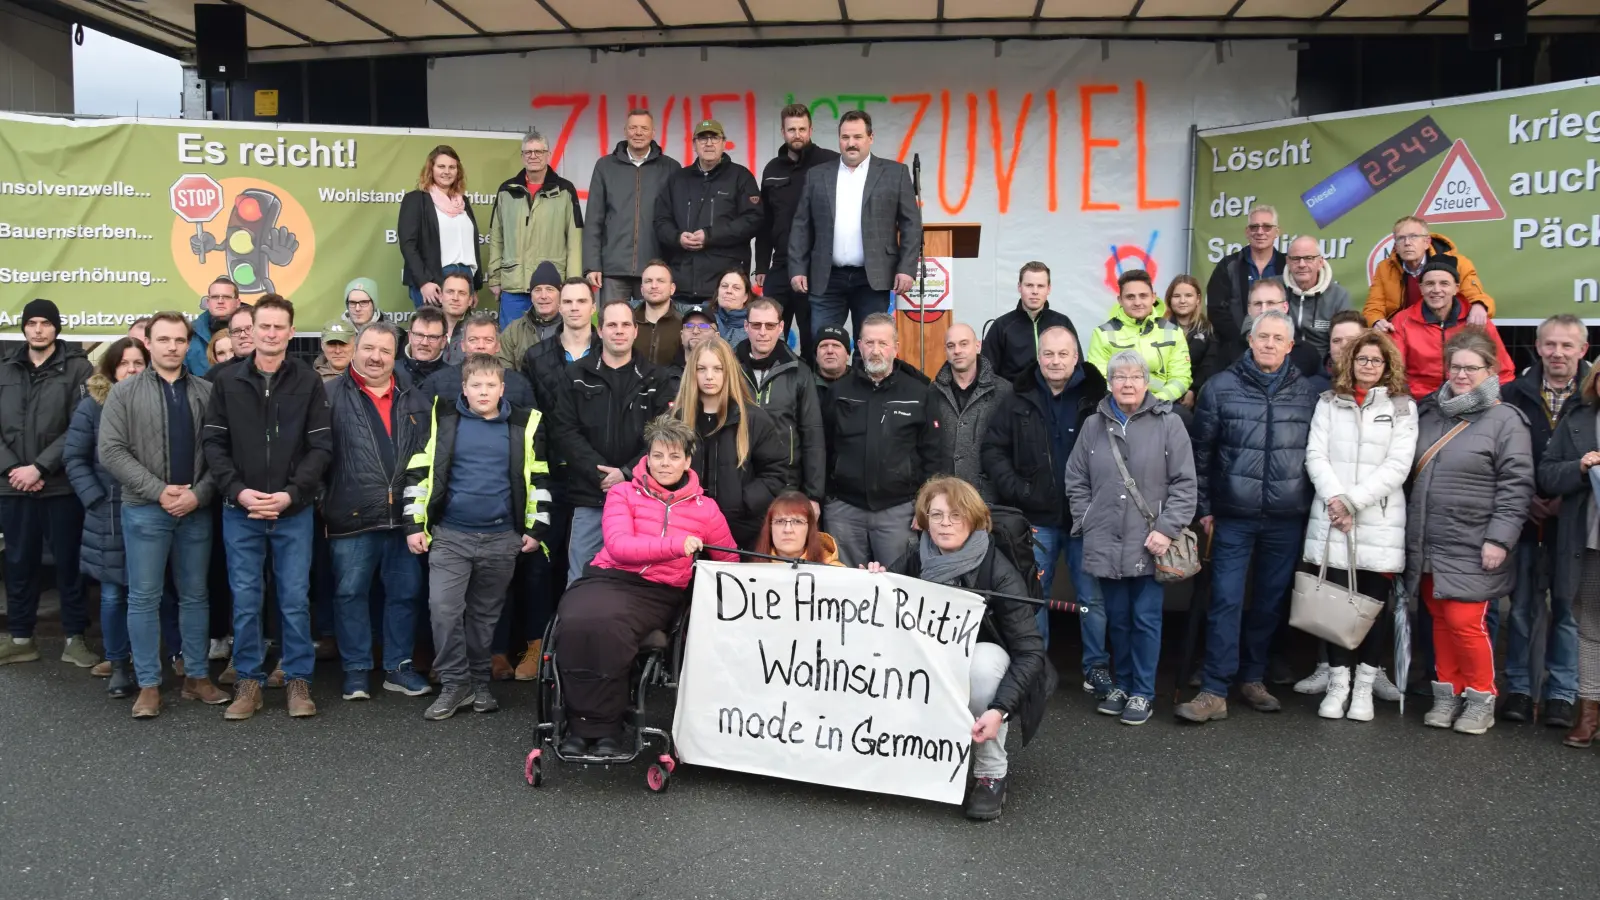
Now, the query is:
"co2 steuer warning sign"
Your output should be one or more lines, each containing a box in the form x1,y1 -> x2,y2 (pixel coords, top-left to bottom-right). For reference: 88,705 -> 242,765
1415,139 -> 1505,225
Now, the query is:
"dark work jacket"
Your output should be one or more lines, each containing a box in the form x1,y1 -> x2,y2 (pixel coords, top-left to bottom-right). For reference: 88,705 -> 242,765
979,301 -> 1079,383
399,348 -> 449,388
652,154 -> 762,300
689,404 -> 789,549
981,364 -> 1107,530
522,331 -> 600,414
322,368 -> 426,537
928,358 -> 1012,503
1503,358 -> 1589,546
755,142 -> 840,278
1191,354 -> 1317,520
549,352 -> 677,508
0,340 -> 93,498
397,189 -> 485,290
1540,401 -> 1600,604
403,399 -> 549,544
888,542 -> 1051,746
201,355 -> 333,515
420,362 -> 537,411
1206,247 -> 1287,361
821,358 -> 937,511
736,340 -> 825,500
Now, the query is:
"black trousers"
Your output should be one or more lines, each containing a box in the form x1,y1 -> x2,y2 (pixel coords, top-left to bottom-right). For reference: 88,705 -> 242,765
1,494 -> 87,637
1298,562 -> 1393,669
765,265 -> 815,364
552,566 -> 684,738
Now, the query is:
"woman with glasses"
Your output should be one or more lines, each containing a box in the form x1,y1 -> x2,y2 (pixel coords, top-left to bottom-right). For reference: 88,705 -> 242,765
868,476 -> 1048,821
1389,254 -> 1513,399
1409,326 -> 1534,735
713,269 -> 752,348
753,492 -> 841,565
1065,350 -> 1196,726
398,144 -> 483,309
1298,330 -> 1416,720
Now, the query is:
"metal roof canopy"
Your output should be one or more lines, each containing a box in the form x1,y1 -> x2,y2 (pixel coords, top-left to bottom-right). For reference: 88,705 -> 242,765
38,0 -> 1600,62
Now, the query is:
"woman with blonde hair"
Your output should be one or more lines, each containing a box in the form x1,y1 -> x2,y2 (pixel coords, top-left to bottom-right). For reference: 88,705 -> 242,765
207,328 -> 234,366
673,336 -> 789,548
398,144 -> 483,308
1164,275 -> 1216,407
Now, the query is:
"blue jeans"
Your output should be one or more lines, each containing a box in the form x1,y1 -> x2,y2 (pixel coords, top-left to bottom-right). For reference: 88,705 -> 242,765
1504,537 -> 1578,701
100,581 -> 129,663
498,291 -> 531,330
1102,575 -> 1165,701
328,530 -> 423,672
808,266 -> 890,342
1032,525 -> 1106,668
408,264 -> 476,309
122,503 -> 211,689
1202,516 -> 1304,696
567,506 -> 605,586
223,505 -> 315,684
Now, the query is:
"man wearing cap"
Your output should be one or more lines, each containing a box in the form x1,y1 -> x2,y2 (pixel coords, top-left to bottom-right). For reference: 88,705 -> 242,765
344,277 -> 381,329
584,108 -> 678,305
0,299 -> 96,667
677,304 -> 718,368
314,319 -> 354,382
185,276 -> 241,377
498,261 -> 563,369
633,259 -> 684,368
787,109 -> 922,343
487,126 -> 584,328
652,119 -> 761,310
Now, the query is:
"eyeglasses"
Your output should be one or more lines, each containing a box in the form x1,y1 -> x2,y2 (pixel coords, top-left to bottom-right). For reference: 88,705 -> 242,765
1394,233 -> 1430,244
410,331 -> 445,343
1288,255 -> 1321,263
695,134 -> 722,143
346,297 -> 374,308
772,517 -> 808,529
1246,223 -> 1277,232
928,511 -> 965,525
747,321 -> 782,331
207,293 -> 236,302
1248,301 -> 1287,313
683,322 -> 716,331
1353,356 -> 1386,367
522,149 -> 549,157
1110,373 -> 1147,384
229,326 -> 252,337
1449,364 -> 1490,375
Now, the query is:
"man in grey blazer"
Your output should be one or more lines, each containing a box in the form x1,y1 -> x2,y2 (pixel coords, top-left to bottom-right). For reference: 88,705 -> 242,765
787,110 -> 922,342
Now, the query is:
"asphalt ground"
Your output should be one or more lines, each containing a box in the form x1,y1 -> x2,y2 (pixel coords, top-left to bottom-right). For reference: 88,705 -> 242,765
3,618 -> 1597,900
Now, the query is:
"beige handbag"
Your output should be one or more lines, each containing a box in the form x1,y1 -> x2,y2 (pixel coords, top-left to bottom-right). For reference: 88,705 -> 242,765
1289,527 -> 1384,650
1106,432 -> 1201,584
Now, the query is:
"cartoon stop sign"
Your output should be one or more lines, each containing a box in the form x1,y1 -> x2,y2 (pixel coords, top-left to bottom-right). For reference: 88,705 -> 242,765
170,174 -> 225,264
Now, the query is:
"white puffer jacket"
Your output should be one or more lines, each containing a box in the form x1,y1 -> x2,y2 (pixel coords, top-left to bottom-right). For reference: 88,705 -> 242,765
1302,387 -> 1418,573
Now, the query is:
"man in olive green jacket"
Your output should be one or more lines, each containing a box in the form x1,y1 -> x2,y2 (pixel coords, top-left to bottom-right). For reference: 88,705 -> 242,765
486,128 -> 583,329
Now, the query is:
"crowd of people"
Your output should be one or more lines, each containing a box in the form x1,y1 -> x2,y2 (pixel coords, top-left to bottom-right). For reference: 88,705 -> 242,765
2,105 -> 1597,824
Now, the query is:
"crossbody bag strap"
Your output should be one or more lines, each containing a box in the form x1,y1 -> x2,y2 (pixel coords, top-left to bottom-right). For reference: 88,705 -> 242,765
1412,419 -> 1472,479
1106,432 -> 1158,527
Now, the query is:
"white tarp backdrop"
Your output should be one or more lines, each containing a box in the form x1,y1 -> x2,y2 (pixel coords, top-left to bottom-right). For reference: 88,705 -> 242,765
673,563 -> 986,805
428,40 -> 1296,332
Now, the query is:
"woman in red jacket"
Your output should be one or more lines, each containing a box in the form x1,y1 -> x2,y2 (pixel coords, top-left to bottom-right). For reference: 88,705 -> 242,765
552,414 -> 737,758
1389,255 -> 1513,400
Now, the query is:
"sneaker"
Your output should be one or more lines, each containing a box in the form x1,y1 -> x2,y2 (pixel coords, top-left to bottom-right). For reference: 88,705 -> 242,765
1240,681 -> 1281,712
1423,682 -> 1462,729
1318,667 -> 1351,719
1120,696 -> 1152,726
60,636 -> 100,669
181,677 -> 229,705
1453,687 -> 1496,735
314,639 -> 337,662
472,683 -> 499,714
341,671 -> 370,701
91,659 -> 113,678
382,662 -> 434,697
964,776 -> 1007,821
424,684 -> 474,721
594,734 -> 631,759
1347,664 -> 1378,722
218,659 -> 238,685
1081,666 -> 1114,700
224,680 -> 264,721
1543,698 -> 1576,729
286,679 -> 317,717
1294,662 -> 1331,695
1500,692 -> 1533,723
207,637 -> 232,661
558,733 -> 590,756
131,686 -> 161,719
107,661 -> 135,699
266,668 -> 286,689
490,654 -> 514,682
514,639 -> 542,681
1371,667 -> 1403,703
1096,688 -> 1129,716
1175,691 -> 1228,723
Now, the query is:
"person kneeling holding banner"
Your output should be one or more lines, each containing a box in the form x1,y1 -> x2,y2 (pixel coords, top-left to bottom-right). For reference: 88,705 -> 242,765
553,415 -> 739,759
868,477 -> 1048,821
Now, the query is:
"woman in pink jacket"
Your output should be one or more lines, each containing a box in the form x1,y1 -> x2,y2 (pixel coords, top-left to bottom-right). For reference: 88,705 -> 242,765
553,414 -> 737,758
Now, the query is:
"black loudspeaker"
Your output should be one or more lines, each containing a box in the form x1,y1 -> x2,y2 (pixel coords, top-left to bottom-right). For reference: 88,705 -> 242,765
1468,0 -> 1529,52
194,4 -> 249,81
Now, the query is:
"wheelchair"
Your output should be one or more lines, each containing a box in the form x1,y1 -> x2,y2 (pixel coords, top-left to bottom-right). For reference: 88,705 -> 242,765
523,602 -> 689,792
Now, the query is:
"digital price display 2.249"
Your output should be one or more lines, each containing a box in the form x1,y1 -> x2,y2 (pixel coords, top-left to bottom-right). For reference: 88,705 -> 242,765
1299,116 -> 1450,228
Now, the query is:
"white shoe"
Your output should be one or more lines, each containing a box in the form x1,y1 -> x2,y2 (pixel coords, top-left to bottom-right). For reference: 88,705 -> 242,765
1294,662 -> 1331,695
1371,667 -> 1403,703
1318,666 -> 1351,718
1347,664 -> 1377,721
208,637 -> 233,661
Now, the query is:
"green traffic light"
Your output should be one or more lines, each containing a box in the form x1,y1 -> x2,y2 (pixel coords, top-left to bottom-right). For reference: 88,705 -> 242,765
232,262 -> 256,284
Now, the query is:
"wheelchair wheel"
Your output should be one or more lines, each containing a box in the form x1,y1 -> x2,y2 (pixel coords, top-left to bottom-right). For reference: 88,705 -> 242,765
525,749 -> 543,787
645,762 -> 671,793
658,752 -> 677,775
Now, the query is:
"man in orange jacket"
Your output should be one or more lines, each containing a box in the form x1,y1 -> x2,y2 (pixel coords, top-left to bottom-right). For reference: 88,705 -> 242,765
1367,215 -> 1494,331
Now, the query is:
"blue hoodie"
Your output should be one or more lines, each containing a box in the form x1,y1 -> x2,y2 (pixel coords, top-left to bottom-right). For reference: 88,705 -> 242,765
440,394 -> 514,533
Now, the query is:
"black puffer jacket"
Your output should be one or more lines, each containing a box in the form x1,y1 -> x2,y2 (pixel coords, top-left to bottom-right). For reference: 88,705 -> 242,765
322,369 -> 427,537
1192,354 -> 1317,520
928,358 -> 1012,503
821,358 -> 936,511
0,340 -> 92,498
736,341 -> 825,501
981,365 -> 1107,529
62,377 -> 124,584
549,352 -> 677,508
687,403 -> 790,549
888,540 -> 1051,746
979,302 -> 1078,383
652,154 -> 762,300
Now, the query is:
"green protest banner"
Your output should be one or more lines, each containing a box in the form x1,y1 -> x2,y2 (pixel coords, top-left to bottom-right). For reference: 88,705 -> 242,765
0,113 -> 524,336
1190,76 -> 1600,324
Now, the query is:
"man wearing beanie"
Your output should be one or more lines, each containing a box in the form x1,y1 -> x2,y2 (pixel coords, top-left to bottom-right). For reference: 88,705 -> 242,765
0,298 -> 97,667
1389,253 -> 1514,399
498,260 -> 563,369
344,277 -> 381,329
813,324 -> 853,392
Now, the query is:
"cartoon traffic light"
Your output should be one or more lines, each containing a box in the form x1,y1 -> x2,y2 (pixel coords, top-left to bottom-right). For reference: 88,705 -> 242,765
214,189 -> 298,294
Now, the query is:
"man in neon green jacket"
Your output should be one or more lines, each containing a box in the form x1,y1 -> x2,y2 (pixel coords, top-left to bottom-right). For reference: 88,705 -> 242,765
1085,269 -> 1192,403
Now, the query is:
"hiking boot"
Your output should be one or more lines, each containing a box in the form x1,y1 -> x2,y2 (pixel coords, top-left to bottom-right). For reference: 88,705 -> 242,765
964,776 -> 1006,821
61,636 -> 100,669
131,687 -> 161,719
1563,699 -> 1600,748
1371,667 -> 1403,702
558,733 -> 590,757
266,668 -> 286,689
91,660 -> 113,678
1424,682 -> 1462,729
1081,666 -> 1114,700
181,677 -> 229,705
224,680 -> 264,721
341,671 -> 371,701
1543,699 -> 1575,729
1318,667 -> 1351,719
218,659 -> 237,685
1096,688 -> 1129,716
1453,688 -> 1496,735
383,662 -> 433,697
107,661 -> 135,699
1347,664 -> 1378,722
424,684 -> 474,721
1120,695 -> 1152,726
1175,691 -> 1228,723
0,637 -> 42,665
1499,692 -> 1532,723
473,683 -> 499,714
1240,681 -> 1281,712
1294,662 -> 1331,695
514,640 -> 542,681
286,679 -> 317,718
490,654 -> 514,682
